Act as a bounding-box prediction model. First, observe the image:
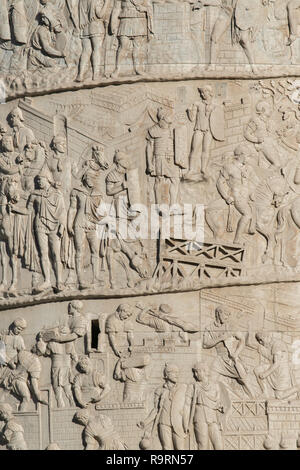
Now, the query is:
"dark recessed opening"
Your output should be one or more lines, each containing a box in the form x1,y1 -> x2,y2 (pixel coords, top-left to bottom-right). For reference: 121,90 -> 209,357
91,320 -> 100,350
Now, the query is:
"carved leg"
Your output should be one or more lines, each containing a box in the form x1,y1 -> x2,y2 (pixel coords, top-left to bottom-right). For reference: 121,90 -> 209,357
194,420 -> 210,450
254,365 -> 269,397
233,200 -> 252,245
117,251 -> 135,288
91,255 -> 100,286
290,201 -> 300,230
74,228 -> 88,289
8,252 -> 18,294
35,231 -> 52,291
169,177 -> 180,206
205,210 -> 225,242
54,385 -> 65,408
209,423 -> 224,450
63,384 -> 75,407
239,32 -> 258,74
172,432 -> 186,451
91,35 -> 104,81
234,217 -> 249,245
106,247 -> 117,289
111,37 -> 131,78
87,231 -> 100,286
132,36 -> 147,75
154,176 -> 164,205
76,38 -> 92,82
158,424 -> 174,450
287,0 -> 300,44
207,14 -> 231,70
14,379 -> 31,412
260,141 -> 282,169
201,132 -> 213,178
49,232 -> 64,292
0,242 -> 9,291
188,130 -> 203,175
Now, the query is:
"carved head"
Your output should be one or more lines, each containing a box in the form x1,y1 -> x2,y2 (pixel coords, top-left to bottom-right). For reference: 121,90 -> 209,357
68,300 -> 83,316
82,170 -> 96,189
215,306 -> 229,324
7,107 -> 24,127
51,135 -> 67,154
36,165 -> 54,189
91,145 -> 109,170
77,356 -> 92,374
233,144 -> 250,164
117,303 -> 133,320
0,124 -> 7,136
25,139 -> 39,161
198,85 -> 214,101
163,362 -> 179,383
73,409 -> 90,427
255,331 -> 271,347
36,175 -> 49,190
192,362 -> 209,383
159,304 -> 172,315
0,403 -> 13,422
114,150 -> 130,173
256,100 -> 272,118
272,191 -> 289,208
157,107 -> 173,127
39,12 -> 51,28
10,317 -> 27,336
1,134 -> 14,153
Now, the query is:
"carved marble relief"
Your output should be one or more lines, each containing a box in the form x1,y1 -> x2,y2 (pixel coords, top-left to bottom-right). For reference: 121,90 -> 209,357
1,0 -> 300,453
0,81 -> 299,306
2,0 -> 300,100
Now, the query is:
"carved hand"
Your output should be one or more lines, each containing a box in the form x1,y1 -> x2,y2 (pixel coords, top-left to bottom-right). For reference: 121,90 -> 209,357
58,224 -> 65,238
68,226 -> 74,237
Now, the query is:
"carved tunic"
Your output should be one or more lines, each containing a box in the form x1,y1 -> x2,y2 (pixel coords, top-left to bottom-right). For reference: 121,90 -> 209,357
69,314 -> 87,339
147,125 -> 180,178
10,0 -> 28,45
47,153 -> 72,196
45,340 -> 74,387
203,320 -> 241,380
1,419 -> 27,450
73,370 -> 106,403
105,313 -> 134,351
83,415 -> 126,450
11,125 -> 35,154
262,340 -> 295,397
154,382 -> 187,437
188,382 -> 221,426
71,186 -> 103,231
0,0 -> 11,41
118,0 -> 148,37
106,167 -> 130,219
29,187 -> 66,234
0,331 -> 25,363
79,0 -> 106,38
